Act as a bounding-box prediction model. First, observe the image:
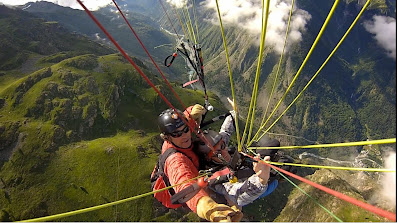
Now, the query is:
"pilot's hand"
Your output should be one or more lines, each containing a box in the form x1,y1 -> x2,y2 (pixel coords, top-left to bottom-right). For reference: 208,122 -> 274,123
253,155 -> 271,185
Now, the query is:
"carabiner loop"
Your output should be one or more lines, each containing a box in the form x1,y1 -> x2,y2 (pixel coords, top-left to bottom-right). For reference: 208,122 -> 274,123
164,52 -> 177,67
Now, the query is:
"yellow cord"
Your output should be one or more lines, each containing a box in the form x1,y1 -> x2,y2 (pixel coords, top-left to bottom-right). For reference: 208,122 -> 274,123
251,0 -> 371,144
184,4 -> 197,44
182,5 -> 195,43
267,161 -> 396,172
247,0 -> 271,143
241,0 -> 271,146
191,0 -> 200,42
250,138 -> 396,150
248,147 -> 395,172
174,6 -> 188,38
250,0 -> 340,144
20,174 -> 207,222
257,0 -> 295,140
214,0 -> 241,151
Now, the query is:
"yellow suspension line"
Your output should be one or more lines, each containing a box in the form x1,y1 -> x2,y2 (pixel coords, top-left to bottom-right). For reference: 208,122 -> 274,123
250,138 -> 396,150
257,0 -> 295,141
248,148 -> 395,172
215,0 -> 241,151
183,5 -> 196,44
266,161 -> 395,172
241,0 -> 271,146
185,3 -> 197,44
248,0 -> 272,143
178,6 -> 192,41
174,6 -> 188,38
191,0 -> 200,43
241,0 -> 266,146
20,174 -> 207,222
251,0 -> 371,144
250,0 -> 340,145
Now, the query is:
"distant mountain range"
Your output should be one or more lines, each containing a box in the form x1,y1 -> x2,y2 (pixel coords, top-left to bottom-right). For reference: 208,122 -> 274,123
0,4 -> 224,221
0,0 -> 395,221
17,0 -> 397,145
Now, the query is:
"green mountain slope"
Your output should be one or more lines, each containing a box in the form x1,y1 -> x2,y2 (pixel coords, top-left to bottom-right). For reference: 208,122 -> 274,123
0,1 -> 395,222
0,5 -> 227,221
17,0 -> 396,145
274,169 -> 388,222
23,1 -> 176,76
0,130 -> 160,221
0,6 -> 113,71
197,0 -> 396,146
0,53 -> 222,221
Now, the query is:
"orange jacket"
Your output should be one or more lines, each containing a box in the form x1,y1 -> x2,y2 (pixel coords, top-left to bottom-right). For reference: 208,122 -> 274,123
161,106 -> 207,212
162,140 -> 208,213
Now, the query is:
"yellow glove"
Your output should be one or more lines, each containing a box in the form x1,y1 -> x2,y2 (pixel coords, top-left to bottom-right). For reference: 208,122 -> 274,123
190,104 -> 206,125
230,205 -> 244,222
197,196 -> 243,222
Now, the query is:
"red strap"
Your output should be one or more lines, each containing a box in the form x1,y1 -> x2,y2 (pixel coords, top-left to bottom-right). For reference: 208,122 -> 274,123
182,79 -> 199,88
209,168 -> 231,179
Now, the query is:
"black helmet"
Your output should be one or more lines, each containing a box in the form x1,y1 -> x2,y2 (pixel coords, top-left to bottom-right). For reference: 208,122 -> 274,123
158,108 -> 185,135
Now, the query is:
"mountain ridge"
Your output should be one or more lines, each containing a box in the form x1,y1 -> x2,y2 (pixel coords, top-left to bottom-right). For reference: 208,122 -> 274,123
0,5 -> 226,221
0,1 -> 395,222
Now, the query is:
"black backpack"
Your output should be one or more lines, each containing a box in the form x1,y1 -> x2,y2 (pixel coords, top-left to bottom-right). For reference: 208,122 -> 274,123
150,148 -> 183,209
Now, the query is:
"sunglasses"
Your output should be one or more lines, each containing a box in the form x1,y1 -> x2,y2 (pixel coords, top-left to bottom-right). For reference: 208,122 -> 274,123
170,125 -> 190,138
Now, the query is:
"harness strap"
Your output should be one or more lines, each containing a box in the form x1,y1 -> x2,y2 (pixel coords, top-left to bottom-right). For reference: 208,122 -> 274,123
201,112 -> 231,128
152,148 -> 178,195
177,43 -> 198,72
153,148 -> 196,197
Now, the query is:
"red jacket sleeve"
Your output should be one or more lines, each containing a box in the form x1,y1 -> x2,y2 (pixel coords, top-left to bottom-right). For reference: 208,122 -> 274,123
164,152 -> 208,213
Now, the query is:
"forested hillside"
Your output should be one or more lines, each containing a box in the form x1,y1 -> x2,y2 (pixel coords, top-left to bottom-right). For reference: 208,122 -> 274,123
194,0 -> 396,146
0,0 -> 395,221
0,5 -> 225,221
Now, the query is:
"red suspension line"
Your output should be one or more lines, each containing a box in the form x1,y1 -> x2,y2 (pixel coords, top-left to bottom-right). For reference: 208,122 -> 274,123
111,0 -> 186,110
76,0 -> 217,154
242,152 -> 396,221
110,0 -> 214,150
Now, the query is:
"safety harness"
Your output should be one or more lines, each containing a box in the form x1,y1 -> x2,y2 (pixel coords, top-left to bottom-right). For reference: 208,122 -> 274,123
150,148 -> 182,208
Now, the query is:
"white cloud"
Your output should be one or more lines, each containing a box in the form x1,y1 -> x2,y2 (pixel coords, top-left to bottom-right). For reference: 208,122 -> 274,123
200,0 -> 311,54
94,33 -> 107,42
364,15 -> 396,60
166,0 -> 187,8
380,151 -> 396,208
0,0 -> 112,10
